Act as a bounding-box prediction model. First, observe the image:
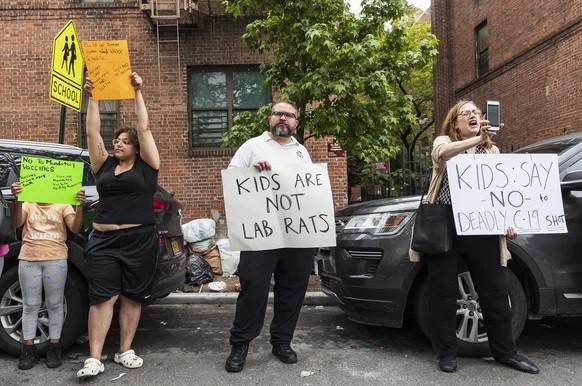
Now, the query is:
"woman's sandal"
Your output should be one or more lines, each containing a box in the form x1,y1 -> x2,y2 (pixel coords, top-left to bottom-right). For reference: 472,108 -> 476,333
77,358 -> 105,379
114,349 -> 143,369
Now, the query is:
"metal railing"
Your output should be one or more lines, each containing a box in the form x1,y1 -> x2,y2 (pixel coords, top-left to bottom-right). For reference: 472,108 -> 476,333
357,152 -> 432,202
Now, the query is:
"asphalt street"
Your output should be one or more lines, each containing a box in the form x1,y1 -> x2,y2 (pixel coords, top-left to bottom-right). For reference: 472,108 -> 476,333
0,304 -> 580,385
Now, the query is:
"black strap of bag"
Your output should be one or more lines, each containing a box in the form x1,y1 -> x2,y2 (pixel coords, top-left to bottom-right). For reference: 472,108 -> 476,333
410,171 -> 454,255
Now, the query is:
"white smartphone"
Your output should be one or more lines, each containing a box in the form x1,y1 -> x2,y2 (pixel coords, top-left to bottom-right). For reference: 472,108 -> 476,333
486,100 -> 501,131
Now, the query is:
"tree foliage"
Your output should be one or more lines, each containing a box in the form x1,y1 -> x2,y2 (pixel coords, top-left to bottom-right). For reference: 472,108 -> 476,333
389,9 -> 436,163
222,0 -> 438,166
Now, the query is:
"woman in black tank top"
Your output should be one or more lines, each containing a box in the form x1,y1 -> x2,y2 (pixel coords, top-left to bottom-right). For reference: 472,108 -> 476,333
76,72 -> 160,379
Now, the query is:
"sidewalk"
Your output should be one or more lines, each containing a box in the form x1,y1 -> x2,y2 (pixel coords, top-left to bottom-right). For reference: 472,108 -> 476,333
156,274 -> 337,306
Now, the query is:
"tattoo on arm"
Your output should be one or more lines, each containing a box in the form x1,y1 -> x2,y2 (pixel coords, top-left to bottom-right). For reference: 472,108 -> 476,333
98,143 -> 105,157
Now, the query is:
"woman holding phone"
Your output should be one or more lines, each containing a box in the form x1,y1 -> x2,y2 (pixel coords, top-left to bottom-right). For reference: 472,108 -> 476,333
410,100 -> 539,374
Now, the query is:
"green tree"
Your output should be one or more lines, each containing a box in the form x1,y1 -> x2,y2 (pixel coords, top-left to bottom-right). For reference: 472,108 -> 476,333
389,7 -> 436,165
222,0 -> 437,167
362,5 -> 437,197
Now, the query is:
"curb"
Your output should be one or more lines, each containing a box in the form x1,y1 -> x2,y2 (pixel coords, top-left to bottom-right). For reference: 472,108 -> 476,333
155,291 -> 337,306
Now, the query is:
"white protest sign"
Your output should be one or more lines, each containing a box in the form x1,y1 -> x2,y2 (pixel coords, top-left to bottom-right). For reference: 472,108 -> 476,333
447,154 -> 567,235
222,163 -> 337,251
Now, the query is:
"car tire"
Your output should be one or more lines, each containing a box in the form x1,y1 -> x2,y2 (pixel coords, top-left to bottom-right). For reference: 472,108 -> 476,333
414,269 -> 527,358
0,265 -> 88,357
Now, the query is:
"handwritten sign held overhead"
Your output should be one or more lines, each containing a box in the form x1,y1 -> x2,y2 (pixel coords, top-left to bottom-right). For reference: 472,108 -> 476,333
222,164 -> 337,251
18,156 -> 84,205
447,154 -> 567,235
82,40 -> 134,100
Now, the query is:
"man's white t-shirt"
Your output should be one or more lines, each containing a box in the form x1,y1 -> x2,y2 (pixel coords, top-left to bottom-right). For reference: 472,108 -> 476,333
228,131 -> 312,169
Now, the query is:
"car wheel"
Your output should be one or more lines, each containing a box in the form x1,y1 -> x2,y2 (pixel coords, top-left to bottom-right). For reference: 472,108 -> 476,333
0,265 -> 88,357
414,269 -> 527,357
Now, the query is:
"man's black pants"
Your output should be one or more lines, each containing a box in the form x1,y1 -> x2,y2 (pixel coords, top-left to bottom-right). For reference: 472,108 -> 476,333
424,234 -> 516,360
229,247 -> 315,346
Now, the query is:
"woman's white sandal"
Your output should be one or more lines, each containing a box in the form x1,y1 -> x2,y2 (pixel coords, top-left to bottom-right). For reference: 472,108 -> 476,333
114,349 -> 143,369
77,358 -> 105,379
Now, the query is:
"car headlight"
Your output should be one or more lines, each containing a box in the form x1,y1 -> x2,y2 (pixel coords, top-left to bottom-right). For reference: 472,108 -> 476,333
343,212 -> 413,235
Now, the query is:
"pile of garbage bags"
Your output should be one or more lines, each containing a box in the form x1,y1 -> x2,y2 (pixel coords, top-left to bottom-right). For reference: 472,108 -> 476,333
185,254 -> 213,286
182,218 -> 240,286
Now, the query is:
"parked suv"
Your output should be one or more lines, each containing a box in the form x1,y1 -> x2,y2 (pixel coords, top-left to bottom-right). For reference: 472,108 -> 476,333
0,140 -> 187,357
318,133 -> 582,357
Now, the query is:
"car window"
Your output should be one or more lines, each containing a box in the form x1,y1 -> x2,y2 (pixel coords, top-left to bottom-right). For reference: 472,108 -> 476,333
0,153 -> 17,187
515,137 -> 582,156
565,157 -> 582,174
80,157 -> 96,186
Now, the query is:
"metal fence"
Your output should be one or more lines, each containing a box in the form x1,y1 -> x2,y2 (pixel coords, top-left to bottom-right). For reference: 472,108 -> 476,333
360,153 -> 432,201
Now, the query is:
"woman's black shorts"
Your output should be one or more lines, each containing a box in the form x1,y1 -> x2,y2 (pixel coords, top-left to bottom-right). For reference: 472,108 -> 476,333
87,224 -> 158,305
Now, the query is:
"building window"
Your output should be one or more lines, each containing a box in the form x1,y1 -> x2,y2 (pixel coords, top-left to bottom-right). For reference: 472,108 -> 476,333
78,98 -> 119,151
189,66 -> 269,147
475,21 -> 489,77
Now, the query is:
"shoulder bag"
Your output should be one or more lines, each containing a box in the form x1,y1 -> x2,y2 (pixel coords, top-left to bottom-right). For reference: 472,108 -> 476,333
410,177 -> 454,255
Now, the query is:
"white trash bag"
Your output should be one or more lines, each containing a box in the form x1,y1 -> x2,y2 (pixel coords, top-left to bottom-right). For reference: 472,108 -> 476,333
182,219 -> 216,245
216,238 -> 240,277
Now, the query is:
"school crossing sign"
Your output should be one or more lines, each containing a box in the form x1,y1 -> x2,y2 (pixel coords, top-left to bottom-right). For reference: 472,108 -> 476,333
50,20 -> 84,111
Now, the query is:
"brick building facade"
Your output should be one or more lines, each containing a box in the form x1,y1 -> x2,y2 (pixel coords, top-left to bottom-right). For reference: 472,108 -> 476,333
432,0 -> 582,150
0,0 -> 348,225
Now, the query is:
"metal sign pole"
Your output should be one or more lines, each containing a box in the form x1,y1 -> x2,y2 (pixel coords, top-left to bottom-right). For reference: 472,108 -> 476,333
58,105 -> 66,144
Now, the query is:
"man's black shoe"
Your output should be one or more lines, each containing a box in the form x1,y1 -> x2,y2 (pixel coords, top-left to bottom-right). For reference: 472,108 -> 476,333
18,345 -> 39,370
272,344 -> 298,364
438,357 -> 457,373
225,344 -> 249,373
496,353 -> 539,374
46,342 -> 63,368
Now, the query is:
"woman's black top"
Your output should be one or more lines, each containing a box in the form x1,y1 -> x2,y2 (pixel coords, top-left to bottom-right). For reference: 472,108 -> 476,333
93,156 -> 158,225
435,145 -> 486,205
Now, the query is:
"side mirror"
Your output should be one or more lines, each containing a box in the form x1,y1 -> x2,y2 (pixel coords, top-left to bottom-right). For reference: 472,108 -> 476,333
561,170 -> 582,192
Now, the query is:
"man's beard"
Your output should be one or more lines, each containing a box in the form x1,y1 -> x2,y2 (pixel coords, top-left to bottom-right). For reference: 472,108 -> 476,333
271,124 -> 292,137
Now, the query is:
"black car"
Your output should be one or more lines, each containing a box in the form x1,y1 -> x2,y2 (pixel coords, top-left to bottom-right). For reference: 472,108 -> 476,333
0,140 -> 187,356
318,133 -> 582,356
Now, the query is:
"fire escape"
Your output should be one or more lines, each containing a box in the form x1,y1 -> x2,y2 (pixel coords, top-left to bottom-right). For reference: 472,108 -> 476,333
138,0 -> 202,86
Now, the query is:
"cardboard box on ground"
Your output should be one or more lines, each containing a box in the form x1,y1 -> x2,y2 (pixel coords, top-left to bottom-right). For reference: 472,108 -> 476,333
187,243 -> 222,275
182,218 -> 241,285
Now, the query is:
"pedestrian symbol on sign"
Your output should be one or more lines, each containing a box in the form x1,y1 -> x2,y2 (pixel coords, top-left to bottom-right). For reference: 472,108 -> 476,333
60,35 -> 78,77
61,36 -> 69,70
50,21 -> 84,112
68,35 -> 77,77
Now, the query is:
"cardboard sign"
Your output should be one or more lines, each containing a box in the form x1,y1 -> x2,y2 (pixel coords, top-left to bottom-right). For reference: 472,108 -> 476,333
49,20 -> 84,111
222,164 -> 337,251
447,154 -> 567,235
18,156 -> 83,205
82,40 -> 135,100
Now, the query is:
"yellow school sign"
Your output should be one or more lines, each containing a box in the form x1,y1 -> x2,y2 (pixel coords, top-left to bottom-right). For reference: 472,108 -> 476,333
50,21 -> 84,112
